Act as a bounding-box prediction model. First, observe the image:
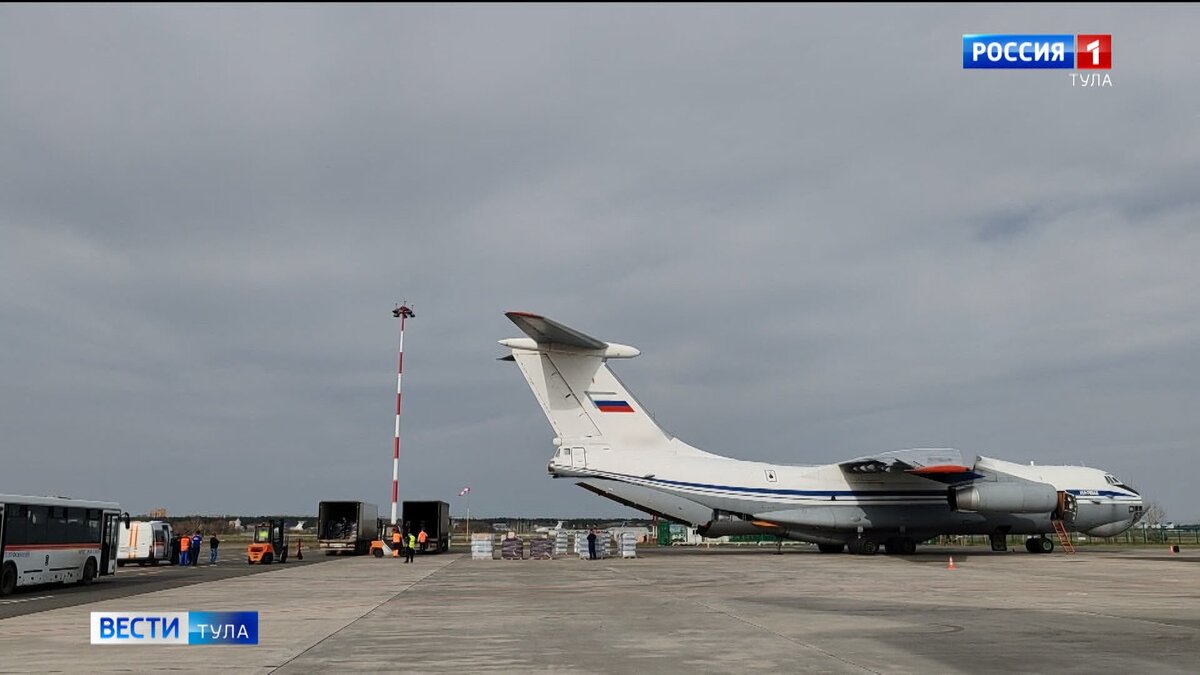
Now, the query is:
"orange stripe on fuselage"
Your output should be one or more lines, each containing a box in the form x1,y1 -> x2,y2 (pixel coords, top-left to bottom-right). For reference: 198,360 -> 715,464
907,465 -> 972,474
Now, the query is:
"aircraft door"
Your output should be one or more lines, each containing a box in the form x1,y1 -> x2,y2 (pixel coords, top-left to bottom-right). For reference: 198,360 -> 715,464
1056,491 -> 1078,524
571,447 -> 586,469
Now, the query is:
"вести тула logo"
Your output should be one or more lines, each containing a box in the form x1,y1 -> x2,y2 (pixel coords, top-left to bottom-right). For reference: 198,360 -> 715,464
90,611 -> 258,645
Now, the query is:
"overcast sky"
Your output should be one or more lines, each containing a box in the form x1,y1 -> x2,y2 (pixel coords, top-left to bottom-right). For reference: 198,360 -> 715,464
2,5 -> 1198,521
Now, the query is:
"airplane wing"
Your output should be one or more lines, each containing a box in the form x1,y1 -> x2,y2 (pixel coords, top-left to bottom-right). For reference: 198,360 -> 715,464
506,312 -> 607,349
839,448 -> 978,482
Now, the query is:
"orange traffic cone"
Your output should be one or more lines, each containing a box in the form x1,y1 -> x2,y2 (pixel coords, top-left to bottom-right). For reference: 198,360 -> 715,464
947,556 -> 957,570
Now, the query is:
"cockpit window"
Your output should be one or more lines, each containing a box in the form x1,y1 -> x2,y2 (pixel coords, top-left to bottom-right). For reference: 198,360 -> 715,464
1105,474 -> 1139,494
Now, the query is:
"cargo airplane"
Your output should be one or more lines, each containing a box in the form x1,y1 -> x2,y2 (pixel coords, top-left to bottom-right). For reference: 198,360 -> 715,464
500,312 -> 1145,555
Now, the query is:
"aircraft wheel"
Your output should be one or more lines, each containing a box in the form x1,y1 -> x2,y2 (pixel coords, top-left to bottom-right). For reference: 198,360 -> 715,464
817,543 -> 845,554
859,539 -> 879,555
2,563 -> 18,596
1024,538 -> 1038,553
1038,537 -> 1054,554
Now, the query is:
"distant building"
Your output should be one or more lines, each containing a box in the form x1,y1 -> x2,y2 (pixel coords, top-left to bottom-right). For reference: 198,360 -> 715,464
149,508 -> 167,519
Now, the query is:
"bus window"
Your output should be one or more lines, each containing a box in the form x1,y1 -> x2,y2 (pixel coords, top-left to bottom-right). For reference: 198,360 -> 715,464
46,507 -> 67,543
66,508 -> 87,543
87,509 -> 102,541
4,507 -> 28,545
26,506 -> 48,545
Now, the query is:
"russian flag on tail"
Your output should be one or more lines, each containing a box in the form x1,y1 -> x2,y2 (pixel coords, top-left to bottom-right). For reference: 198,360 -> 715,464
587,391 -> 634,413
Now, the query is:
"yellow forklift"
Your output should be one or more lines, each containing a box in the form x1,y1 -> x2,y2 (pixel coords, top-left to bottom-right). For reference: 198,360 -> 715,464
247,520 -> 290,565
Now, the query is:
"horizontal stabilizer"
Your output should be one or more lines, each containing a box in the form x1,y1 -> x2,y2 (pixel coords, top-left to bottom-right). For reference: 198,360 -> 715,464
506,312 -> 606,350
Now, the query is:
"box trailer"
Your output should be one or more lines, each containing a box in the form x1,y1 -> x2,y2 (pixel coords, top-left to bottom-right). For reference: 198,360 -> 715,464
402,501 -> 451,553
317,501 -> 379,555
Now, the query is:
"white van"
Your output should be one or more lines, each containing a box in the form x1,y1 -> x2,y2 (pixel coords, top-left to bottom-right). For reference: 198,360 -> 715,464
117,520 -> 173,566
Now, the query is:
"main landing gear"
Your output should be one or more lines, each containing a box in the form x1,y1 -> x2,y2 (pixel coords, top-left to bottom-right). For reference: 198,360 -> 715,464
884,538 -> 917,555
847,538 -> 880,555
1025,537 -> 1055,554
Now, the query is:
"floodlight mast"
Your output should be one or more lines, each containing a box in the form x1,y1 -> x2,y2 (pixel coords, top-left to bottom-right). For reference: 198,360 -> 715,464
390,303 -> 415,526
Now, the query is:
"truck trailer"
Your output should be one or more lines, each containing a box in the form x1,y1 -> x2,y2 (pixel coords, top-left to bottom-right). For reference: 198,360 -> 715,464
402,500 -> 451,553
317,501 -> 379,555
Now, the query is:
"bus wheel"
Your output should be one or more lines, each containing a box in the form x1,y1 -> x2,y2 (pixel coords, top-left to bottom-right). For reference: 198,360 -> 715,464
1,563 -> 17,596
82,558 -> 98,585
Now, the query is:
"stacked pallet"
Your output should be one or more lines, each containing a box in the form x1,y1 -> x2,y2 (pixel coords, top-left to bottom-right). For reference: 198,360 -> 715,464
619,531 -> 637,558
554,530 -> 570,556
470,533 -> 493,560
500,537 -> 524,560
574,531 -> 610,559
529,536 -> 554,560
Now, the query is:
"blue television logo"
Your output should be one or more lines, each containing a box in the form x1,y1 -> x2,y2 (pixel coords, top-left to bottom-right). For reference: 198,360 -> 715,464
963,34 -> 1075,69
91,611 -> 258,645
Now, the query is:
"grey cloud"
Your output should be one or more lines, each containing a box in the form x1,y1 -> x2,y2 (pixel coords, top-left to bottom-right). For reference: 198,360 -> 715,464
1,4 -> 1198,520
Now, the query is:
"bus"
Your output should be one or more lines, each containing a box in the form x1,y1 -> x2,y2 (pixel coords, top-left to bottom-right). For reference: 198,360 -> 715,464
0,494 -> 128,596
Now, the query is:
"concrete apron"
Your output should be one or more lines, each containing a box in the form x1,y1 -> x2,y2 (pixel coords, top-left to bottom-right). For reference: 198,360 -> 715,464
0,554 -> 460,673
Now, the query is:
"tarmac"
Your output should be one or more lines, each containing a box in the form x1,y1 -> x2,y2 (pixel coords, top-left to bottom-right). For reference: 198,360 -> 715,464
0,546 -> 1196,673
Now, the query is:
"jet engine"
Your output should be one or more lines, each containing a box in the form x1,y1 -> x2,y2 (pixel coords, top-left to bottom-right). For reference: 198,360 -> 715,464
951,482 -> 1057,513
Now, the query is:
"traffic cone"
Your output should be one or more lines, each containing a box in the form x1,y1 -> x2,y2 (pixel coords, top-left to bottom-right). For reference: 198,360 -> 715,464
947,556 -> 957,570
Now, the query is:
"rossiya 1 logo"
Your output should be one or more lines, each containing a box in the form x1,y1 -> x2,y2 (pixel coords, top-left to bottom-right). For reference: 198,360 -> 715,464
962,34 -> 1112,87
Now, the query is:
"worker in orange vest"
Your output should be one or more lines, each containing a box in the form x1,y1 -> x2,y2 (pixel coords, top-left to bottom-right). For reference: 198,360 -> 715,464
391,527 -> 402,557
417,526 -> 428,552
179,534 -> 190,566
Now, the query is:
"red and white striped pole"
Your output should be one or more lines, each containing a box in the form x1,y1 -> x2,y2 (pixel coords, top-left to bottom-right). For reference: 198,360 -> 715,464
390,303 -> 415,526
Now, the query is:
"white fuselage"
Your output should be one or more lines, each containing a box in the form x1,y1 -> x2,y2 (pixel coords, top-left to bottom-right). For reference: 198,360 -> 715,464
549,443 -> 1143,539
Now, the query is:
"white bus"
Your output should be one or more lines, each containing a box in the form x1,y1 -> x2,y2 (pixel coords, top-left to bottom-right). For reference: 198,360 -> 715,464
0,494 -> 127,596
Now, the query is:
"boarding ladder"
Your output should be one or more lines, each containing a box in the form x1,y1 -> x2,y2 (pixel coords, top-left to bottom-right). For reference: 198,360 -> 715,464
1051,520 -> 1076,554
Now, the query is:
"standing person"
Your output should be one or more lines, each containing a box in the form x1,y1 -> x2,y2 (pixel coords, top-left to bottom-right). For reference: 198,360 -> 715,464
209,534 -> 220,565
391,526 -> 402,558
179,534 -> 190,566
417,525 -> 428,552
405,531 -> 416,563
587,529 -> 598,560
191,532 -> 202,567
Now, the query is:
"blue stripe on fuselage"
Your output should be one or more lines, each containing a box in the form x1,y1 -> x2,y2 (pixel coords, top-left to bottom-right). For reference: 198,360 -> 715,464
598,470 -> 946,498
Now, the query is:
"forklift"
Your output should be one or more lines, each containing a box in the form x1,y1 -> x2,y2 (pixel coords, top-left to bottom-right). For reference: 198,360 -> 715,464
369,519 -> 402,558
246,520 -> 289,565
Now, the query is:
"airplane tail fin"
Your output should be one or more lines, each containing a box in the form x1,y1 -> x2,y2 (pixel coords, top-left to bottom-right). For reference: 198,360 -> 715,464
501,312 -> 699,453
